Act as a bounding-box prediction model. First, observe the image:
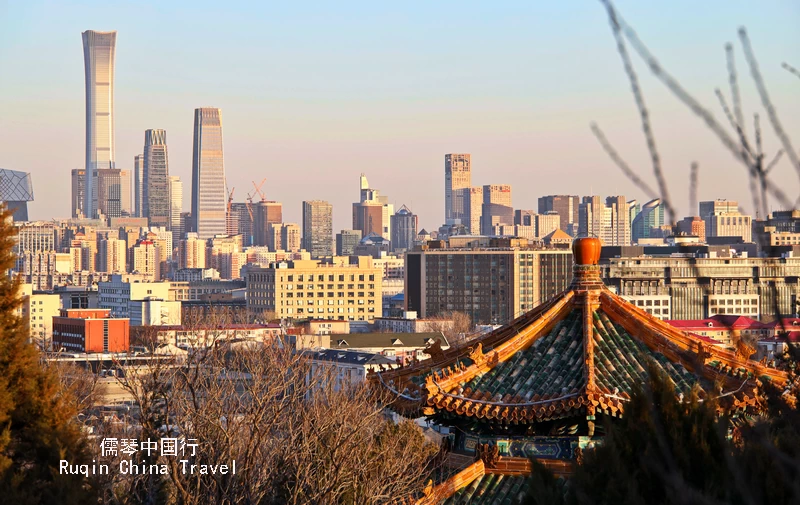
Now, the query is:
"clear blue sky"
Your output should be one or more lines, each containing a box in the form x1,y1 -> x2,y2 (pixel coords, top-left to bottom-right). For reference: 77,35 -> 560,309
1,0 -> 798,231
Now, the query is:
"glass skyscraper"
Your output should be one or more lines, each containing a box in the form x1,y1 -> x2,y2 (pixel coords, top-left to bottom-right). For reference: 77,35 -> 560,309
143,129 -> 170,228
134,154 -> 144,217
191,108 -> 227,239
302,200 -> 333,258
82,30 -> 117,219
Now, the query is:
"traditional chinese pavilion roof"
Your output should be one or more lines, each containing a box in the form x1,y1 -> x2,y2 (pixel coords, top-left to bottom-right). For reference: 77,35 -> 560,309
371,238 -> 788,424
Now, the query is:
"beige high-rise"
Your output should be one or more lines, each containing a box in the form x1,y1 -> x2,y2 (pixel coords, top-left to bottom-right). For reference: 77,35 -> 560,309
82,30 -> 117,219
445,154 -> 471,224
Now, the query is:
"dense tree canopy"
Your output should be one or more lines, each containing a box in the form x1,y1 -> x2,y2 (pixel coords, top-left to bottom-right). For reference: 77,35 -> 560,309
0,206 -> 96,503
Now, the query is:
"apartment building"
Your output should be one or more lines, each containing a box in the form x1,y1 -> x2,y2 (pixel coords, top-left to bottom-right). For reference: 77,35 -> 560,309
246,257 -> 383,322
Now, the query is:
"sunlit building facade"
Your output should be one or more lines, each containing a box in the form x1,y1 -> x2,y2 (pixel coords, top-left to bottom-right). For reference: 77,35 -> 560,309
191,108 -> 227,239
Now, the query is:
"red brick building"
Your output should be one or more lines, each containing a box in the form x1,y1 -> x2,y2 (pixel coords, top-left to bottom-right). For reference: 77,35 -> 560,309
52,309 -> 130,353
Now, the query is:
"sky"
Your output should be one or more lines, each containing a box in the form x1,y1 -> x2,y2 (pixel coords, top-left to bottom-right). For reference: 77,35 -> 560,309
1,0 -> 799,232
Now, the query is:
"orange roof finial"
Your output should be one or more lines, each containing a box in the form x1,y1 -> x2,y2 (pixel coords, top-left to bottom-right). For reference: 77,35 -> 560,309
572,237 -> 602,266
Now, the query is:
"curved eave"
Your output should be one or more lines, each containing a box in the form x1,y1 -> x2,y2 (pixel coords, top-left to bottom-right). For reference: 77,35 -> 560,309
599,290 -> 788,387
371,291 -> 573,385
425,389 -> 627,424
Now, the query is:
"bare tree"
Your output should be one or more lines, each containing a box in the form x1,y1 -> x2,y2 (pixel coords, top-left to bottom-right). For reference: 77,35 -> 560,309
93,313 -> 439,504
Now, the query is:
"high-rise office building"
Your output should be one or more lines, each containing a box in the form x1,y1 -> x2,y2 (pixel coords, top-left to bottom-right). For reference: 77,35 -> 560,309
230,202 -> 253,246
336,230 -> 362,256
191,108 -> 226,239
302,200 -> 333,259
82,30 -> 117,220
445,154 -> 471,224
280,223 -> 302,252
169,175 -> 183,245
253,201 -> 283,247
0,169 -> 34,222
605,196 -> 631,246
465,187 -> 483,235
71,169 -> 85,219
631,198 -> 664,243
134,154 -> 144,217
390,205 -> 418,253
578,195 -> 604,239
699,200 -> 752,242
538,195 -> 580,236
143,129 -> 170,227
97,168 -> 130,218
480,184 -> 513,235
353,174 -> 393,241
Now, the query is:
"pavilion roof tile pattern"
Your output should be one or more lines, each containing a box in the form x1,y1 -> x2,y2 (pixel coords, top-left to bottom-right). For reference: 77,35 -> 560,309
440,473 -> 527,505
372,238 -> 789,424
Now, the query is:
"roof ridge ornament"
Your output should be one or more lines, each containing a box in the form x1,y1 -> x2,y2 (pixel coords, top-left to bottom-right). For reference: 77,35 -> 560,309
570,237 -> 605,290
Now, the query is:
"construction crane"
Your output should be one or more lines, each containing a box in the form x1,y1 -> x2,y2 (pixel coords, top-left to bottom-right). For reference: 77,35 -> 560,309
227,187 -> 235,214
244,191 -> 255,223
252,178 -> 267,202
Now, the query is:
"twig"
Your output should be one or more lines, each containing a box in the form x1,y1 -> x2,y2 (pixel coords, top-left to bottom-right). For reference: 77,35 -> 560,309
607,7 -> 793,209
590,122 -> 659,200
782,62 -> 800,80
726,43 -> 746,138
602,0 -> 675,224
739,28 -> 800,183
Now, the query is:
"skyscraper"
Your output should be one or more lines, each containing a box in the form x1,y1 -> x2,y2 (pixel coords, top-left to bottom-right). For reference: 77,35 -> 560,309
353,173 -> 393,240
96,168 -> 131,218
70,169 -> 85,219
134,154 -> 144,217
632,198 -> 665,243
82,30 -> 117,219
143,129 -> 170,227
538,195 -> 580,236
390,205 -> 418,253
302,200 -> 333,258
465,187 -> 483,235
169,175 -> 183,245
480,184 -> 513,235
253,202 -> 283,247
445,154 -> 471,224
191,107 -> 226,239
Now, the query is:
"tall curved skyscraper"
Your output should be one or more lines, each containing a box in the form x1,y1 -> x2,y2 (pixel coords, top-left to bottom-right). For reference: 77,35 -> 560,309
191,108 -> 226,239
82,30 -> 117,220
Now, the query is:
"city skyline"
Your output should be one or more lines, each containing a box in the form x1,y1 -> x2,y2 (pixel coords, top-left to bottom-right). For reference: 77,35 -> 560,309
1,1 -> 799,233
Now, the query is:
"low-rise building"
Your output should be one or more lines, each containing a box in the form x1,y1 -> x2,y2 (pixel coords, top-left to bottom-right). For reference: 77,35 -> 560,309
134,324 -> 279,348
329,331 -> 448,364
307,349 -> 396,391
129,298 -> 182,326
298,319 -> 351,336
374,312 -> 454,333
18,283 -> 60,347
664,315 -> 767,348
52,309 -> 130,353
98,274 -> 172,318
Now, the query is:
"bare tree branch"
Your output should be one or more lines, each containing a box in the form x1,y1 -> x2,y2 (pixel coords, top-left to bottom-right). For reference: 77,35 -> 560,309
601,0 -> 675,224
726,43 -> 746,139
781,62 -> 800,80
602,2 -> 793,209
590,122 -> 659,200
739,27 -> 800,183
